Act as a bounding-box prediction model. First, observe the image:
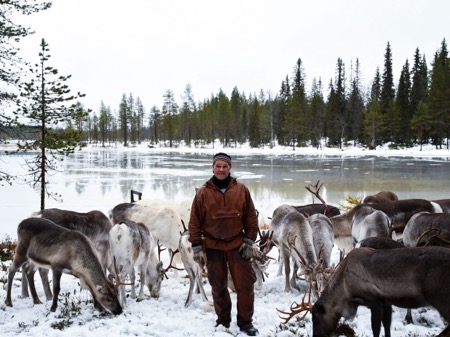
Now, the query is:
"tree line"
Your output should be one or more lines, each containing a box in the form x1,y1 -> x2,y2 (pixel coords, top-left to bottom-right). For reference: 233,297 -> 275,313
1,1 -> 449,207
86,40 -> 449,151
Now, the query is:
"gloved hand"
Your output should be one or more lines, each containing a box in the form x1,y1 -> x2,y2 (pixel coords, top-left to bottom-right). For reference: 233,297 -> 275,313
239,238 -> 258,261
192,244 -> 205,265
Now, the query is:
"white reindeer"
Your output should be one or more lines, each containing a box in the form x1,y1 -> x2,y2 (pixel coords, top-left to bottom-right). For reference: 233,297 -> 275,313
109,219 -> 165,307
110,199 -> 193,275
178,231 -> 210,307
308,213 -> 335,294
5,217 -> 122,314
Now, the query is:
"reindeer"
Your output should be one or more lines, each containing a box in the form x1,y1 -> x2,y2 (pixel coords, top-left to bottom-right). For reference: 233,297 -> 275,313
179,230 -> 210,307
33,208 -> 114,273
269,204 -> 318,292
351,208 -> 390,247
363,191 -> 398,204
308,213 -> 335,294
110,200 -> 185,270
23,208 -> 115,300
356,236 -> 416,324
109,219 -> 165,307
311,246 -> 450,337
5,217 -> 122,314
403,212 -> 450,248
329,198 -> 444,249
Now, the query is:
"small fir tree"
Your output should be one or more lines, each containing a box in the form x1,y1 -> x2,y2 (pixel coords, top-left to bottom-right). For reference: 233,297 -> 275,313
13,38 -> 89,210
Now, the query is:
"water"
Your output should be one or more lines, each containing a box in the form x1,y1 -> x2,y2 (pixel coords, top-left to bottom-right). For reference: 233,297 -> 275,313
1,148 -> 449,239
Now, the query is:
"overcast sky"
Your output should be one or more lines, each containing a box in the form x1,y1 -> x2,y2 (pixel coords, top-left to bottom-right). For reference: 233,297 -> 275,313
16,0 -> 450,113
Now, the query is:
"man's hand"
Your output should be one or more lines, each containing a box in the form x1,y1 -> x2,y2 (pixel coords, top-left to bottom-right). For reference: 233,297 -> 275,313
192,244 -> 205,265
239,238 -> 258,261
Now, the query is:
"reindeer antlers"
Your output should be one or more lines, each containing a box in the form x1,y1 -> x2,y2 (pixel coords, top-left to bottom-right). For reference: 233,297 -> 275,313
277,284 -> 313,324
305,180 -> 329,215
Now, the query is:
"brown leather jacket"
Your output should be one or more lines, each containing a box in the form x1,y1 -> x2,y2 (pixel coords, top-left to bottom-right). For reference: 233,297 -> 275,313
188,176 -> 259,250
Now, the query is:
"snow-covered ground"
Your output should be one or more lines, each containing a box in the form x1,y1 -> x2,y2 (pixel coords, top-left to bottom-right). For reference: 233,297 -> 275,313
1,141 -> 449,336
0,242 -> 446,337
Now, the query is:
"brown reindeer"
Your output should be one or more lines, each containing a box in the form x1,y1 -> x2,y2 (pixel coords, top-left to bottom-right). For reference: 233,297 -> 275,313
5,217 -> 122,314
329,198 -> 444,247
23,208 -> 115,301
363,191 -> 399,204
312,246 -> 450,337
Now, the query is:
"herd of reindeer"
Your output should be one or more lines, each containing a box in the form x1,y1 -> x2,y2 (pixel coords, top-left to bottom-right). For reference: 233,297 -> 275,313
3,180 -> 450,337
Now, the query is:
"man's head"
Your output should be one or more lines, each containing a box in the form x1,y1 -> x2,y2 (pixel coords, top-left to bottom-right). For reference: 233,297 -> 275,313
212,152 -> 231,180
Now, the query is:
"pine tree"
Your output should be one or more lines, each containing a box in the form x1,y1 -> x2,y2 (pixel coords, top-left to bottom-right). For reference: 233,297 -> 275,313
395,59 -> 412,145
135,97 -> 145,144
119,93 -> 129,145
380,42 -> 395,142
363,68 -> 383,148
346,59 -> 365,144
333,58 -> 347,147
162,89 -> 178,147
380,42 -> 396,114
180,84 -> 195,146
410,48 -> 429,116
410,102 -> 433,150
0,0 -> 51,184
284,58 -> 307,149
13,38 -> 88,210
276,75 -> 290,145
248,95 -> 261,148
427,39 -> 450,148
309,78 -> 325,148
230,86 -> 243,146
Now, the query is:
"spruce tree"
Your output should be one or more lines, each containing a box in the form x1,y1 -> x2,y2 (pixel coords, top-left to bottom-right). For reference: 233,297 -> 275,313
380,42 -> 395,142
395,60 -> 412,145
427,39 -> 450,148
13,38 -> 88,210
410,48 -> 429,116
0,0 -> 51,184
346,59 -> 365,144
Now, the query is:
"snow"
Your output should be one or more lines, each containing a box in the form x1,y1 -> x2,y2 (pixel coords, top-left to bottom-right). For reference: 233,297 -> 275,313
0,141 -> 449,336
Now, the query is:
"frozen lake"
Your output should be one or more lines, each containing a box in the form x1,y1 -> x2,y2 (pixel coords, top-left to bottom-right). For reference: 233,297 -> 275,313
1,147 -> 449,239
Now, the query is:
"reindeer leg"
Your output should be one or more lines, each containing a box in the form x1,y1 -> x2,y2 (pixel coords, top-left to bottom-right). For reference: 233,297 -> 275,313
195,266 -> 208,303
404,309 -> 413,324
137,266 -> 146,301
38,268 -> 53,301
382,303 -> 392,337
21,263 -> 30,298
369,300 -> 383,337
283,254 -> 291,292
5,261 -> 23,307
24,265 -> 42,305
130,267 -> 138,299
50,270 -> 62,312
184,269 -> 196,307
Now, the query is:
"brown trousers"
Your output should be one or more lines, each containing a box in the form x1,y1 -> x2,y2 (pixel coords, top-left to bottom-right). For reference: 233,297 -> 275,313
206,248 -> 257,328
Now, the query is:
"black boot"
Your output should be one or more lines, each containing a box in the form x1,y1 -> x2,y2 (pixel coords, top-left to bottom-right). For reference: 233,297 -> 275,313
240,324 -> 259,336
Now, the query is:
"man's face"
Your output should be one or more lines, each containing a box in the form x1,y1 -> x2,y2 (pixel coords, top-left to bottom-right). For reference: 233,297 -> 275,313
213,160 -> 231,180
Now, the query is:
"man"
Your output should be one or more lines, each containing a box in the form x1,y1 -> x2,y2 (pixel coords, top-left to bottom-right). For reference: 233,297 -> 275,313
188,152 -> 260,336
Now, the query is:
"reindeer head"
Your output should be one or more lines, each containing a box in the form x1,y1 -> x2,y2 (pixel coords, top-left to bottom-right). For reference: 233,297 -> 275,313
147,261 -> 165,298
95,278 -> 123,315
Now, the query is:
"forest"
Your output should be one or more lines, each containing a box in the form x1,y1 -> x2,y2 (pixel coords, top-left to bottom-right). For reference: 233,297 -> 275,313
87,39 -> 449,151
1,1 -> 450,156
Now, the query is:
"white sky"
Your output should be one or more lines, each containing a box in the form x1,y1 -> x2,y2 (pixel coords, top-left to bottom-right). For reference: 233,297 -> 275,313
15,0 -> 450,113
